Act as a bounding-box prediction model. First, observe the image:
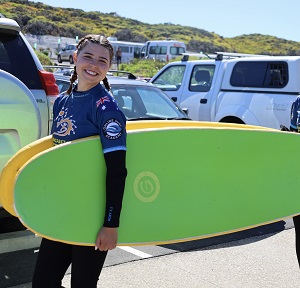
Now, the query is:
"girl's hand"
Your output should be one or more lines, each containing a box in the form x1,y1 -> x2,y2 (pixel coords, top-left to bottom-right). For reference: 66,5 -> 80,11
95,227 -> 118,251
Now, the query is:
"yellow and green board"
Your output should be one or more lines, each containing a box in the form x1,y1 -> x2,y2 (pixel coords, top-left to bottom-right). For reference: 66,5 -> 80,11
1,121 -> 298,246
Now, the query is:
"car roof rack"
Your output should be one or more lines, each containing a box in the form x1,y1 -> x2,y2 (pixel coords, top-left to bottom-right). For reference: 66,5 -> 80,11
108,70 -> 137,80
44,66 -> 137,80
181,52 -> 215,61
43,65 -> 74,69
43,65 -> 74,75
215,51 -> 268,59
181,51 -> 267,62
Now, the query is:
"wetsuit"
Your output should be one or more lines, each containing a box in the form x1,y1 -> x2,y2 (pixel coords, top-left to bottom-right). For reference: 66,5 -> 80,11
32,83 -> 127,288
290,96 -> 300,267
290,96 -> 300,132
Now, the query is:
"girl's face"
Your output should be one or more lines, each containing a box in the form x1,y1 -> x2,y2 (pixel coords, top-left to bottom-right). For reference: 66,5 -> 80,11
73,42 -> 111,91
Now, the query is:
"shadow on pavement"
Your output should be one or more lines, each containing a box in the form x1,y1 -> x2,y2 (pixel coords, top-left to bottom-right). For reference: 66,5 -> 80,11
161,220 -> 288,252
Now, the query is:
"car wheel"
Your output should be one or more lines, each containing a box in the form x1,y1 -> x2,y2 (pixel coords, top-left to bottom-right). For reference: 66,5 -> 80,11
69,56 -> 74,64
57,55 -> 62,63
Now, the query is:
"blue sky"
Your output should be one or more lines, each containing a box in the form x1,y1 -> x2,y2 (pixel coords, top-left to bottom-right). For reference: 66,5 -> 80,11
35,0 -> 300,42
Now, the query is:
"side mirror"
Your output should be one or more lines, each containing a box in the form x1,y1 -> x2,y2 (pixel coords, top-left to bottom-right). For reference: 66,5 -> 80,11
182,108 -> 189,115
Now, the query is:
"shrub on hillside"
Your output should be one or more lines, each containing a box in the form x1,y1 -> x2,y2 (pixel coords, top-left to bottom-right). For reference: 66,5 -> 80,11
35,51 -> 53,66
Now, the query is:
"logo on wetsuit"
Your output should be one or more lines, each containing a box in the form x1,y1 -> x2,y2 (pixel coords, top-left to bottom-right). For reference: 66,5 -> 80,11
53,107 -> 77,137
103,118 -> 123,140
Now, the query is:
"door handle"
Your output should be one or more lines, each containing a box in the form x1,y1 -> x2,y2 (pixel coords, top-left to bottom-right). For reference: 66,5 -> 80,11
200,99 -> 207,104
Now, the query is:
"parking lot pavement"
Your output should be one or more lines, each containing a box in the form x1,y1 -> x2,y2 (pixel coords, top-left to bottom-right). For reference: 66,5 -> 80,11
10,226 -> 300,288
59,228 -> 300,288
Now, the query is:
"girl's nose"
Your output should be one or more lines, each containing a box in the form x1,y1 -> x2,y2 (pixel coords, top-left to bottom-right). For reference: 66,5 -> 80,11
89,59 -> 98,67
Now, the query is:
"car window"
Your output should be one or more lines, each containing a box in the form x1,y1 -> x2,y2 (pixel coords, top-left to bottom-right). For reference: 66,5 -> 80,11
152,65 -> 186,91
149,45 -> 167,55
230,61 -> 288,88
111,85 -> 184,119
170,46 -> 186,56
67,45 -> 76,51
111,86 -> 144,118
55,79 -> 70,93
0,32 -> 42,89
137,87 -> 180,117
189,65 -> 215,92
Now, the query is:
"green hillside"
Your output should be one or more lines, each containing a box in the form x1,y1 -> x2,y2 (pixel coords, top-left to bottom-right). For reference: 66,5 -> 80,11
1,0 -> 300,56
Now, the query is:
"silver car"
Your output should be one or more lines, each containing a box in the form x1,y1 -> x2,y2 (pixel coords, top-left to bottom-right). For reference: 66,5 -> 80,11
54,73 -> 190,121
57,44 -> 77,64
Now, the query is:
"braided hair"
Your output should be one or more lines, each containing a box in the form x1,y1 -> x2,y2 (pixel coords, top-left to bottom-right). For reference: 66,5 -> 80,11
66,34 -> 114,95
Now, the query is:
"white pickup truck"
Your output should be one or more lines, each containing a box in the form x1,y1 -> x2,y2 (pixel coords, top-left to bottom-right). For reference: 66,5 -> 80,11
150,53 -> 300,129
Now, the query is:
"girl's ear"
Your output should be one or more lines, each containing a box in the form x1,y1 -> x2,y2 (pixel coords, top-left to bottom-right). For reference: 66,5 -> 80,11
73,51 -> 78,62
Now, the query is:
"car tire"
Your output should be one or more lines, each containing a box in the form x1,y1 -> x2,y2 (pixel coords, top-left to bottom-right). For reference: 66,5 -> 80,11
57,55 -> 62,63
69,56 -> 74,64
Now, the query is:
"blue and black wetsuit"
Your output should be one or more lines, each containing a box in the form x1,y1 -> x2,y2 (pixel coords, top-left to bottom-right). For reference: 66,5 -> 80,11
33,83 -> 127,288
51,83 -> 127,227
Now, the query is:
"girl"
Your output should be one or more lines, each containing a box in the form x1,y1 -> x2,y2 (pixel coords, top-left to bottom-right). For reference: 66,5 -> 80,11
32,35 -> 127,288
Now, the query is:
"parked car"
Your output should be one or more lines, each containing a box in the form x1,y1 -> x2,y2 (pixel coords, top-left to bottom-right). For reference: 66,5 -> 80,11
0,17 -> 59,175
54,73 -> 190,121
150,52 -> 300,129
57,44 -> 77,64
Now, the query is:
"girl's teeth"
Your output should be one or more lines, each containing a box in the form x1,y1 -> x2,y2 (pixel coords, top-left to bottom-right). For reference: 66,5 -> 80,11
86,70 -> 96,75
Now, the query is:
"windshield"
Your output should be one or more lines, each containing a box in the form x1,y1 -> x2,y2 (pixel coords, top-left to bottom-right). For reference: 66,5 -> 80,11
110,85 -> 189,120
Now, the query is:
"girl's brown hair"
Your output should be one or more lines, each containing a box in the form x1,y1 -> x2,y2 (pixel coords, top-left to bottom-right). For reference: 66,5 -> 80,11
66,34 -> 114,95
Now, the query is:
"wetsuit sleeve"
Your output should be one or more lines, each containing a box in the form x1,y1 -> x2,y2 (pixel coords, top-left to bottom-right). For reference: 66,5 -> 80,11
103,150 -> 127,227
95,92 -> 127,227
290,98 -> 300,132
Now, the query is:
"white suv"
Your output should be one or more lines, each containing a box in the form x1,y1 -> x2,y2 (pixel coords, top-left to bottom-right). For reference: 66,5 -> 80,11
0,17 -> 59,174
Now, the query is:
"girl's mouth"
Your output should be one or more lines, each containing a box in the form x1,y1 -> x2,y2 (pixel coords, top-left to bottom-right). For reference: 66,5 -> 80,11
85,70 -> 98,76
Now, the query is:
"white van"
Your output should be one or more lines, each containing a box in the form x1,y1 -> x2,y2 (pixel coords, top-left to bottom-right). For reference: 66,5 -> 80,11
141,40 -> 186,62
107,37 -> 144,63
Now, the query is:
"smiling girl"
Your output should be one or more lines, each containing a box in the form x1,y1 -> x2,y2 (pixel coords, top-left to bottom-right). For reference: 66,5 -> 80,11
32,35 -> 127,288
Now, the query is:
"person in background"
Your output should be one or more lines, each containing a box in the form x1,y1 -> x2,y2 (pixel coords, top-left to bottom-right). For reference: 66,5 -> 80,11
116,47 -> 122,66
32,34 -> 127,288
289,96 -> 300,267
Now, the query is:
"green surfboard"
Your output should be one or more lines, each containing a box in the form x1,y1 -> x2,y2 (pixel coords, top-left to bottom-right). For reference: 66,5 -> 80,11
13,127 -> 300,246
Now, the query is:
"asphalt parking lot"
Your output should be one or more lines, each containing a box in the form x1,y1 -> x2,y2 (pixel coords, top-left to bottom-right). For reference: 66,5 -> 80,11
2,218 -> 299,288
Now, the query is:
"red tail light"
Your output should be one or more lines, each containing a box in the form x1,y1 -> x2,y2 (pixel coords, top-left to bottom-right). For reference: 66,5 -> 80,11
38,70 -> 59,96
